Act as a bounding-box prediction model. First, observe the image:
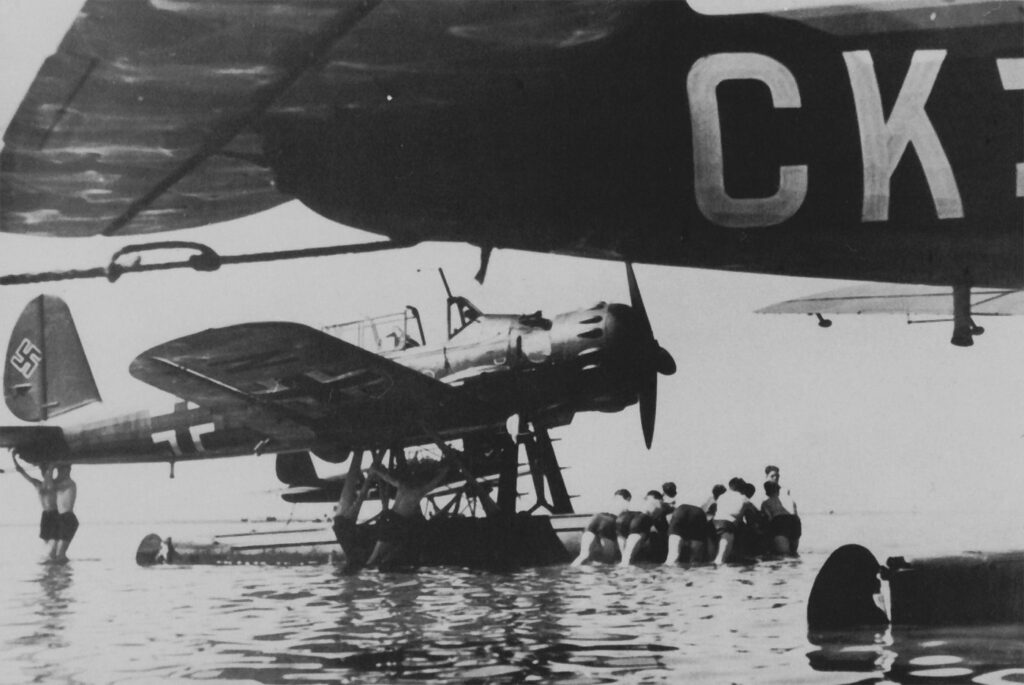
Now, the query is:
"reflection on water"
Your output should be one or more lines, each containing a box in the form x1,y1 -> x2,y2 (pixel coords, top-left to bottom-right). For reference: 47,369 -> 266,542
0,519 -> 1022,684
189,568 -> 686,684
4,563 -> 76,684
808,625 -> 1024,684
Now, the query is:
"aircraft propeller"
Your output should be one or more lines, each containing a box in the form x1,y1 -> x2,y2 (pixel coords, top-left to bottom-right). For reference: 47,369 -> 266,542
626,263 -> 677,449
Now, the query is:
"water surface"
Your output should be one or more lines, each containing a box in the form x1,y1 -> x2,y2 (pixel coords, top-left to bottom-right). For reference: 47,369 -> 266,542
1,513 -> 1022,684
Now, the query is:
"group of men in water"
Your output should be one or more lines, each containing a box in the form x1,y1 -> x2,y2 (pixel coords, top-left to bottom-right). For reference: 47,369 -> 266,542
332,455 -> 801,570
15,448 -> 795,570
572,465 -> 801,567
13,454 -> 79,562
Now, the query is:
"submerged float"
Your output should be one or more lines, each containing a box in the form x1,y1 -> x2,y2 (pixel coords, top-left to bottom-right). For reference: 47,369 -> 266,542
137,514 -> 590,569
136,509 -> 794,570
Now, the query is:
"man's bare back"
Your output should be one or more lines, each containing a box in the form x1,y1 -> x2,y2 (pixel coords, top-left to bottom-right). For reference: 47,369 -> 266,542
56,476 -> 76,513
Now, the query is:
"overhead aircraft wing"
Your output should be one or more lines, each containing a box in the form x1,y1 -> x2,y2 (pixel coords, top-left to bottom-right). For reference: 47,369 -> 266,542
129,322 -> 493,448
757,284 -> 1024,317
1,0 -> 376,237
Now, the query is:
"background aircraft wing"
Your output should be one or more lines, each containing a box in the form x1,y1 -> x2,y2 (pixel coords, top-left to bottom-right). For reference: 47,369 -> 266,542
757,284 -> 1024,317
0,0 -> 375,237
129,322 -> 493,447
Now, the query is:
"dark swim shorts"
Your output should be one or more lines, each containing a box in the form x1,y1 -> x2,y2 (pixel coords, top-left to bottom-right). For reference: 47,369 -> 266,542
713,519 -> 737,537
332,516 -> 361,549
374,510 -> 423,543
616,512 -> 654,538
55,512 -> 79,541
668,505 -> 709,540
332,516 -> 373,564
39,510 -> 59,540
768,514 -> 802,540
586,513 -> 617,540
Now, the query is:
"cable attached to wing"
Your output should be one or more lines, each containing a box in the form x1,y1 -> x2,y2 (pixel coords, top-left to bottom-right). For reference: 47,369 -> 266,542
0,238 -> 419,286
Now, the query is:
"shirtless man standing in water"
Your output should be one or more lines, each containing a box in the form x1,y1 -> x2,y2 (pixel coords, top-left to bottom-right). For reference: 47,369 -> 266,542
332,452 -> 378,570
13,454 -> 59,559
52,464 -> 78,562
365,459 -> 451,568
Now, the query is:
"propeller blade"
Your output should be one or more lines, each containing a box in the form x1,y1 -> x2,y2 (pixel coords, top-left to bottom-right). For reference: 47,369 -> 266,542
625,262 -> 653,339
639,371 -> 657,449
626,261 -> 672,448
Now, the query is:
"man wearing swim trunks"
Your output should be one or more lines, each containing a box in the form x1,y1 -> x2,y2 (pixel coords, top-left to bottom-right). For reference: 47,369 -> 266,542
765,465 -> 799,553
365,459 -> 451,568
53,464 -> 78,562
712,478 -> 760,565
332,452 -> 378,571
664,503 -> 713,565
761,481 -> 801,555
571,489 -> 632,566
698,484 -> 726,559
618,490 -> 664,567
13,455 -> 60,559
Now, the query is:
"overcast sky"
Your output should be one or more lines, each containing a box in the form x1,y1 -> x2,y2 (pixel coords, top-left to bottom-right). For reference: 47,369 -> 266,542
1,0 -> 1023,531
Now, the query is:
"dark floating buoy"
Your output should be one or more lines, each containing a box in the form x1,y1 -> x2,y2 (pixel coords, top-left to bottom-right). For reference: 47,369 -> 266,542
807,544 -> 889,631
136,533 -> 164,566
810,544 -> 1024,629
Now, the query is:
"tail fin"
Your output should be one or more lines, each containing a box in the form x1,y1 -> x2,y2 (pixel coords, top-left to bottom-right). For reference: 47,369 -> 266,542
276,452 -> 347,503
4,295 -> 101,422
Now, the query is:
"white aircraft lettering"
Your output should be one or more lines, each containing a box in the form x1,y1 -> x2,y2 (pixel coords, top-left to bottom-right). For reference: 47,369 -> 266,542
844,50 -> 963,222
688,52 -> 807,228
997,57 -> 1024,198
189,422 -> 216,451
152,429 -> 183,458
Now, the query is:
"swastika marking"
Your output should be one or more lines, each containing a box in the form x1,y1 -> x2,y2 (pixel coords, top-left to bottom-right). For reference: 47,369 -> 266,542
10,338 -> 42,380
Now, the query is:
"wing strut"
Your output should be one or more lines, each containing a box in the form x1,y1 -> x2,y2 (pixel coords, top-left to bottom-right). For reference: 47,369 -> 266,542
951,282 -> 984,347
419,423 -> 501,518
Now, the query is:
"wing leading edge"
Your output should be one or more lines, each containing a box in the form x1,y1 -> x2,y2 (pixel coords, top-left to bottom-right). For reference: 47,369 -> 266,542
757,283 -> 1024,317
129,323 -> 494,448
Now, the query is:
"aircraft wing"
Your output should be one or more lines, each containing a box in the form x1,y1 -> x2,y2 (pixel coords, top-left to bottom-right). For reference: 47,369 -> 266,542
757,284 -> 1024,317
129,322 -> 493,447
1,0 -> 375,237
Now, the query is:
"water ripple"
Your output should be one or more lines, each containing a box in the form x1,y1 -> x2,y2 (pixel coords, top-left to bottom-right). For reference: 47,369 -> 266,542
0,522 -> 1022,683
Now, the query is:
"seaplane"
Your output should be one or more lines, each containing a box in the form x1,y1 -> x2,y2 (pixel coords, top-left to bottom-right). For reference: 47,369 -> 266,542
1,1 -> 1022,348
2,266 -> 675,567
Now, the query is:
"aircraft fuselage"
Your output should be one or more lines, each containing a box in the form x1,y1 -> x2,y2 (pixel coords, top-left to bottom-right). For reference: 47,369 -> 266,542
263,2 -> 1023,287
28,302 -> 650,466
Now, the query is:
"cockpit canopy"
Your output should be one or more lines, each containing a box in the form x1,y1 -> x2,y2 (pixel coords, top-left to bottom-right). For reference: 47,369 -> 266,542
322,306 -> 425,353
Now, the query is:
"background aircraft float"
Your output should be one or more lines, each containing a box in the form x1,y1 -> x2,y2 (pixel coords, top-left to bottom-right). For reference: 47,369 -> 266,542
0,1 -> 1021,347
0,267 -> 675,516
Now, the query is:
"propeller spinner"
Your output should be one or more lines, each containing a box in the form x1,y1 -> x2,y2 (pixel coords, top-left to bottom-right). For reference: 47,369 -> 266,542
625,263 -> 677,448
